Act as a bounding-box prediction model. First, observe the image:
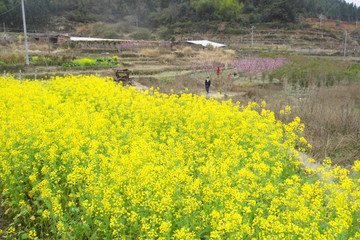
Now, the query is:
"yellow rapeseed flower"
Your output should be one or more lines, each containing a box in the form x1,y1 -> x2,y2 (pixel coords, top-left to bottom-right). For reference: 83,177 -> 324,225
0,75 -> 359,239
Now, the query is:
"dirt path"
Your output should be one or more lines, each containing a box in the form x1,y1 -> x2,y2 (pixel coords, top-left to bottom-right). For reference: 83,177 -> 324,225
296,151 -> 334,182
298,152 -> 321,171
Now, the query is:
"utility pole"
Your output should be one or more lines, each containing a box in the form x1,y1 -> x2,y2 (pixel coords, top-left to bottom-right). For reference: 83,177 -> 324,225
344,30 -> 348,57
319,14 -> 325,29
2,23 -> 5,40
21,0 -> 29,65
320,17 -> 322,28
47,24 -> 50,54
251,26 -> 254,48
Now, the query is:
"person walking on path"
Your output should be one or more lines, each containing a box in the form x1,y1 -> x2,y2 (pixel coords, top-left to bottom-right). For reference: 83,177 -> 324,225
205,76 -> 211,94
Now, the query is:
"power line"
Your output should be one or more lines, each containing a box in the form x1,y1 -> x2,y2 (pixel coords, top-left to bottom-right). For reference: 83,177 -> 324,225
0,1 -> 21,17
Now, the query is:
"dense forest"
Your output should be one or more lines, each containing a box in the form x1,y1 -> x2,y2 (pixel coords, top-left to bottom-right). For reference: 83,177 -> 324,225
0,0 -> 359,33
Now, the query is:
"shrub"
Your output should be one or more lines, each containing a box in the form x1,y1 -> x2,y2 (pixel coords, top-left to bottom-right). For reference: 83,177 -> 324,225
223,49 -> 236,58
181,46 -> 195,57
114,21 -> 132,33
345,63 -> 360,80
63,57 -> 119,67
72,58 -> 97,66
61,62 -> 79,67
31,56 -> 39,64
129,28 -> 152,40
269,56 -> 353,89
0,52 -> 25,64
60,42 -> 76,49
112,55 -> 119,62
104,30 -> 121,39
158,26 -> 174,40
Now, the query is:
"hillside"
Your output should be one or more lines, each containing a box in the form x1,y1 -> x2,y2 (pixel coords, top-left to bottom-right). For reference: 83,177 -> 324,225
63,17 -> 360,58
0,0 -> 359,35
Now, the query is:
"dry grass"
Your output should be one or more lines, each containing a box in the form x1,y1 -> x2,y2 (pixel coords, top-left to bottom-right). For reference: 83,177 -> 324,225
28,42 -> 52,52
223,49 -> 236,58
2,41 -> 50,55
180,47 -> 195,57
138,74 -> 203,95
140,48 -> 161,57
160,54 -> 177,63
295,83 -> 360,166
230,82 -> 360,167
0,52 -> 25,64
196,48 -> 236,65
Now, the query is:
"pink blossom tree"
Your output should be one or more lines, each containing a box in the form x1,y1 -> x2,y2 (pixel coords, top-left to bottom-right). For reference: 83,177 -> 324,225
231,57 -> 289,82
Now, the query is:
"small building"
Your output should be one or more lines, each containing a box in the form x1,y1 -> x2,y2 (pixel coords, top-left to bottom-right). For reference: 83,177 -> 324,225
186,40 -> 226,48
69,37 -> 162,49
29,33 -> 70,44
70,37 -> 124,42
57,35 -> 71,44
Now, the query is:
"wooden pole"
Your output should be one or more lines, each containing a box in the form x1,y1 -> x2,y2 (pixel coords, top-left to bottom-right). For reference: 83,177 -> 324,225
344,30 -> 348,57
251,26 -> 254,48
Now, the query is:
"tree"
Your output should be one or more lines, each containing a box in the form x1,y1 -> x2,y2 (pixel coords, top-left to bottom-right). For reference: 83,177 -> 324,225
218,0 -> 244,21
0,0 -> 359,31
192,0 -> 216,20
261,0 -> 299,23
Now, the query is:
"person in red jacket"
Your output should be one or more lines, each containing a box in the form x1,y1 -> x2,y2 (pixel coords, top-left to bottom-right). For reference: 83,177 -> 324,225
216,67 -> 221,76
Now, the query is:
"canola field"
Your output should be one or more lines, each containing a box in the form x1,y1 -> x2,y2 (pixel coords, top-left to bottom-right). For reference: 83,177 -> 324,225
0,75 -> 360,239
